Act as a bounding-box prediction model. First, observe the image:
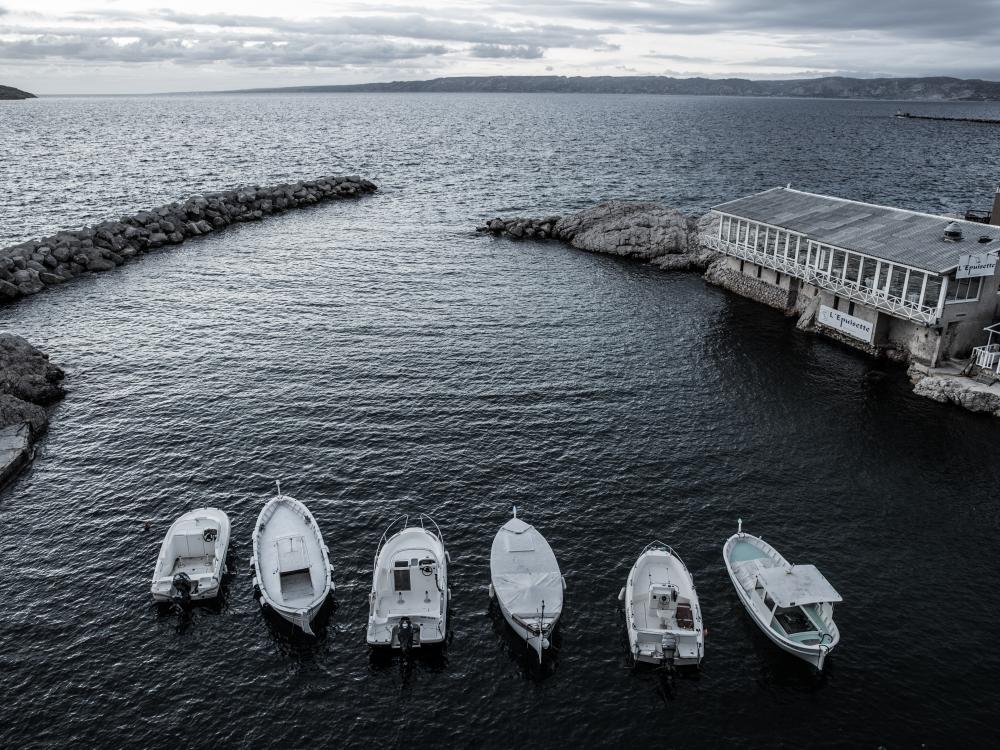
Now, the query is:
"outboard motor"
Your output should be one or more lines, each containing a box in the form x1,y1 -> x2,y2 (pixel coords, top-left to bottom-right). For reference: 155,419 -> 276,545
397,617 -> 414,653
171,572 -> 193,609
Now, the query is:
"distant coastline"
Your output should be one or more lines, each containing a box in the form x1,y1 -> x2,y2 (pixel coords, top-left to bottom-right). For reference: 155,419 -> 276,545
225,75 -> 1000,102
0,85 -> 36,100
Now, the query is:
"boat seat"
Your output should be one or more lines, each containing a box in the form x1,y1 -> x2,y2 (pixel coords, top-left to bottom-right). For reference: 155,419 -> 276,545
176,531 -> 214,559
675,603 -> 694,630
275,535 -> 310,573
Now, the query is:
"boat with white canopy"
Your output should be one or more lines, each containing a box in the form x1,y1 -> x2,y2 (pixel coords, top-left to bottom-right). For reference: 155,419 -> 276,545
151,508 -> 230,605
366,514 -> 449,651
723,519 -> 841,670
251,484 -> 334,635
489,507 -> 565,662
620,541 -> 704,667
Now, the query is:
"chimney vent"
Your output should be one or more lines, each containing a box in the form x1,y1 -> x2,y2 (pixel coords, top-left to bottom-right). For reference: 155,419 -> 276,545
944,221 -> 963,241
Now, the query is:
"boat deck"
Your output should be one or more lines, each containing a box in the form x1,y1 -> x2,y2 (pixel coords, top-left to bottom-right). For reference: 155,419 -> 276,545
170,555 -> 215,577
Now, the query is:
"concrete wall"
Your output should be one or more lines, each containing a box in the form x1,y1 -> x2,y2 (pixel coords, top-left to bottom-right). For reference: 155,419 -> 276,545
704,258 -> 795,312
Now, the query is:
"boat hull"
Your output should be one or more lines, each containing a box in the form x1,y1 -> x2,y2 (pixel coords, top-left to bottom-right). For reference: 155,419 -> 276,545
150,508 -> 230,603
252,494 -> 333,636
495,596 -> 559,660
723,531 -> 839,670
367,523 -> 448,649
623,544 -> 704,667
489,515 -> 563,661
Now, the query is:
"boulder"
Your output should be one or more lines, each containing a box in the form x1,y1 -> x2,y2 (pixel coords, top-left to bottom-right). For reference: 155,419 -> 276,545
87,259 -> 116,272
0,333 -> 65,406
0,280 -> 20,300
554,202 -> 695,260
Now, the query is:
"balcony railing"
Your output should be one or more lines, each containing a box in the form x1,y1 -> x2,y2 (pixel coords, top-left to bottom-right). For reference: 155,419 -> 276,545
973,344 -> 1000,373
700,234 -> 939,326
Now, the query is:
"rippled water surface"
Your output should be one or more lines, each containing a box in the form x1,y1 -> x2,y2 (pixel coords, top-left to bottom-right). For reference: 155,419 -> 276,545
2,94 -> 1000,748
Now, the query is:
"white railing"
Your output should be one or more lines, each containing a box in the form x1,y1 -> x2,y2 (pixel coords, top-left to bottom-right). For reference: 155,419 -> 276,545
973,344 -> 1000,373
701,234 -> 939,326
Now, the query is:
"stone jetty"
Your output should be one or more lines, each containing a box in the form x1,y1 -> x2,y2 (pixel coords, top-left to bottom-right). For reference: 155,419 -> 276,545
0,175 -> 377,304
0,334 -> 65,487
478,201 -> 718,271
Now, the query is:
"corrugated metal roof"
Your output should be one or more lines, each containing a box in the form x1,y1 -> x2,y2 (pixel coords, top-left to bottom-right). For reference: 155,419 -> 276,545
712,187 -> 1000,273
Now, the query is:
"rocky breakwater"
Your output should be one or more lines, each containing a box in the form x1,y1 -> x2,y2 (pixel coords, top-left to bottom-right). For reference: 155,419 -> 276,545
1,334 -> 65,487
0,175 -> 377,304
478,201 -> 718,270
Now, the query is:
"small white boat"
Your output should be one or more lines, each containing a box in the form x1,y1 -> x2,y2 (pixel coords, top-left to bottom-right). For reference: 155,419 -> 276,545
251,485 -> 334,635
366,514 -> 449,651
723,519 -> 841,670
620,541 -> 704,667
151,508 -> 230,605
489,507 -> 565,662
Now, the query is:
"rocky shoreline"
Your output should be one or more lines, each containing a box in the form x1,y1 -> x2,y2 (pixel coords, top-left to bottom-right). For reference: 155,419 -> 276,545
478,201 -> 718,271
1,175 -> 377,304
0,334 -> 65,487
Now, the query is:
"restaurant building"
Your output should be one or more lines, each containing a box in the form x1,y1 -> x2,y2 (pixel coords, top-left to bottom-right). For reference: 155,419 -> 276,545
700,187 -> 1000,367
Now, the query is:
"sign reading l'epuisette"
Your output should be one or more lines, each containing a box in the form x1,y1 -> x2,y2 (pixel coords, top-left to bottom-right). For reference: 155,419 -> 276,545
956,253 -> 998,279
818,305 -> 874,343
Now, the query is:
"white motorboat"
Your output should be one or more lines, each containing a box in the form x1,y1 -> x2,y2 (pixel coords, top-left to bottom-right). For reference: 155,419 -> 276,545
489,507 -> 565,662
151,508 -> 230,605
366,514 -> 449,651
620,541 -> 704,667
251,485 -> 334,635
723,519 -> 841,670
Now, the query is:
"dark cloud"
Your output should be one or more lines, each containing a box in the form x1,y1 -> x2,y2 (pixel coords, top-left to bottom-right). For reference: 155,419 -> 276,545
497,0 -> 1000,42
643,53 -> 715,64
58,8 -> 616,51
0,33 -> 449,67
469,44 -> 544,59
0,8 -> 615,69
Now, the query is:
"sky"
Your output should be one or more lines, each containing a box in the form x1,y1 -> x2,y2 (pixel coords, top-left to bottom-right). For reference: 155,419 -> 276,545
1,0 -> 999,95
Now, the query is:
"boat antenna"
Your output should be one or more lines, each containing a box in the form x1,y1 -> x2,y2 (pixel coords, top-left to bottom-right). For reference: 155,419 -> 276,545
276,479 -> 282,497
512,505 -> 517,519
738,517 -> 742,534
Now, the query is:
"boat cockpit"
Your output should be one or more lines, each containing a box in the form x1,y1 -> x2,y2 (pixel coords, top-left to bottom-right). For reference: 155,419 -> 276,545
379,548 -> 443,618
648,583 -> 695,631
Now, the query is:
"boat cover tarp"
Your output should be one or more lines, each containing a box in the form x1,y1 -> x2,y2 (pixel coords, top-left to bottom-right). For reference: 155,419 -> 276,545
757,564 -> 842,607
491,520 -> 563,617
492,571 -> 563,616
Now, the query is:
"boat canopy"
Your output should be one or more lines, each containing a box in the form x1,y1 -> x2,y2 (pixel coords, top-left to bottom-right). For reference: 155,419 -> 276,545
757,564 -> 842,607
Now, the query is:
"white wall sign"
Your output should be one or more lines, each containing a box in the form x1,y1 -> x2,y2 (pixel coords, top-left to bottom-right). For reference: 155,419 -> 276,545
956,253 -> 997,279
818,305 -> 874,343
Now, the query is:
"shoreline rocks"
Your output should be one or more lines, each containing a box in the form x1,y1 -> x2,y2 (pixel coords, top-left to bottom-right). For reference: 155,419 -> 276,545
910,369 -> 1000,416
0,334 -> 65,488
1,175 -> 377,305
478,201 -> 719,271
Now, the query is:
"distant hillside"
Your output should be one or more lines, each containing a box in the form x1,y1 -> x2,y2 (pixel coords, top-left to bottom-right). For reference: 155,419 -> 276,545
0,85 -> 36,100
232,75 -> 1000,101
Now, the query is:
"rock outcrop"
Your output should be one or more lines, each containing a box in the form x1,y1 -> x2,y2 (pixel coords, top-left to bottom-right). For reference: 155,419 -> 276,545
479,201 -> 718,270
911,372 -> 1000,416
0,334 -> 65,487
0,175 -> 377,304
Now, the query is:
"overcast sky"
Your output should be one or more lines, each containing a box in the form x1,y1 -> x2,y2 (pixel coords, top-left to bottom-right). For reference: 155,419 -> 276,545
2,1 -> 999,95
